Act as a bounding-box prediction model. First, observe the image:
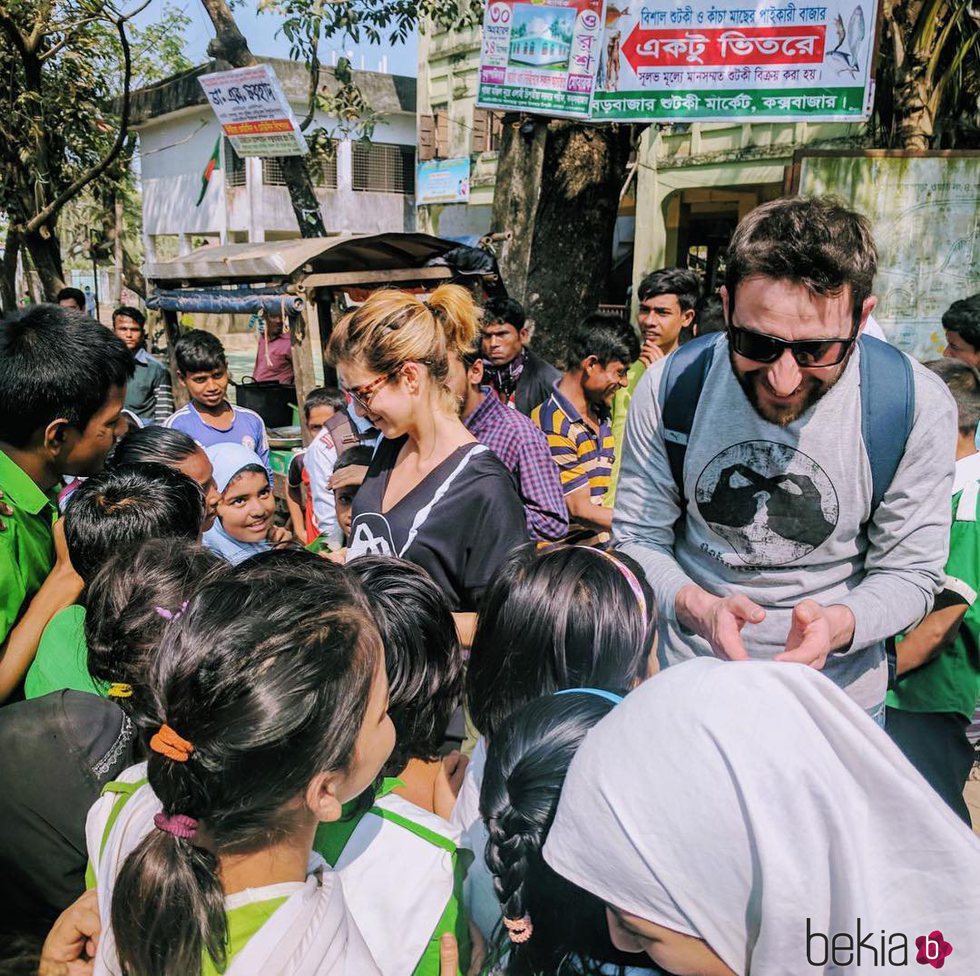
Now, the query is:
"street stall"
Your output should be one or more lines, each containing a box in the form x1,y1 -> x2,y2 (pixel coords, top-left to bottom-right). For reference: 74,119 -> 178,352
144,232 -> 488,495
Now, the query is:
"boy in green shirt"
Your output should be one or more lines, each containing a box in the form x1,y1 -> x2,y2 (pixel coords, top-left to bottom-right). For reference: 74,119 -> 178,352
886,357 -> 980,824
0,304 -> 132,699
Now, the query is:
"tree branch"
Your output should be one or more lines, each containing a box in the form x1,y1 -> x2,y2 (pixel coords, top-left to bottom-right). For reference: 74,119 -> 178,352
0,10 -> 31,63
24,7 -> 139,234
38,15 -> 105,62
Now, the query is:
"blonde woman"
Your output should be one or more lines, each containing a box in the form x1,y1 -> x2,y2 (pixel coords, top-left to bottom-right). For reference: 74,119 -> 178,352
327,286 -> 528,624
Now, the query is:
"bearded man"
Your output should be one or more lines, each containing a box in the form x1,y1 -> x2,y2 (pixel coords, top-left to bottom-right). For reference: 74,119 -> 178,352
613,196 -> 956,719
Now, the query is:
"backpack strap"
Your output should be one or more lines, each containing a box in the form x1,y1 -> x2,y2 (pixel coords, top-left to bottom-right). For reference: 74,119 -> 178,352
857,335 -> 915,515
324,409 -> 366,451
661,333 -> 722,509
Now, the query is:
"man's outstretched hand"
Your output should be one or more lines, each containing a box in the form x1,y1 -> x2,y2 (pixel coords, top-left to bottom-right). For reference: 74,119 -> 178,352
676,585 -> 765,661
776,600 -> 855,669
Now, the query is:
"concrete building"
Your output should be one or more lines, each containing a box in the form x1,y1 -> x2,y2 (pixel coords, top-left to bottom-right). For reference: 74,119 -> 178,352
416,24 -> 865,302
130,59 -> 418,263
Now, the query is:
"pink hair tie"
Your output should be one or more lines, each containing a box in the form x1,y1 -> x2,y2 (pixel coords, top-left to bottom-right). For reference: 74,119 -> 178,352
503,914 -> 534,944
153,812 -> 198,840
155,601 -> 189,621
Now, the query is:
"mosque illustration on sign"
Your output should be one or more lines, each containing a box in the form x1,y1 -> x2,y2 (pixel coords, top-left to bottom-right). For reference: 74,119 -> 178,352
508,5 -> 575,68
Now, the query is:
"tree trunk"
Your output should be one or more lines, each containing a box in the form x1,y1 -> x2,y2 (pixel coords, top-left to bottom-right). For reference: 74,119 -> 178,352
1,227 -> 20,314
200,0 -> 327,238
490,117 -> 633,365
23,224 -> 66,300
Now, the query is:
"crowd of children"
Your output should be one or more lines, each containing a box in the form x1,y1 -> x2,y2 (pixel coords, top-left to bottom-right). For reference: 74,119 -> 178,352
1,268 -> 979,976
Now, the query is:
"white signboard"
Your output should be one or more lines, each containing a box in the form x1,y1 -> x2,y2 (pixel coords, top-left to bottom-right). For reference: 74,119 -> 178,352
199,64 -> 308,157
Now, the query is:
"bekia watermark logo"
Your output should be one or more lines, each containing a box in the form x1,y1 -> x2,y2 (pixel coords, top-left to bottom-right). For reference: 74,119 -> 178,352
807,919 -> 954,969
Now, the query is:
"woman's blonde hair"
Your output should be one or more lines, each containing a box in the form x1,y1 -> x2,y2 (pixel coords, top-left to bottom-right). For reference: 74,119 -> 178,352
326,285 -> 480,409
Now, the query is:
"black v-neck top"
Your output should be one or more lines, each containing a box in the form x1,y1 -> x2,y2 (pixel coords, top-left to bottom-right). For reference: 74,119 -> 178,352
348,436 -> 529,610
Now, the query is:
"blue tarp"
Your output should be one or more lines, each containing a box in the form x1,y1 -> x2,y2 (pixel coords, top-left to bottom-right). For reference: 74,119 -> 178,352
146,289 -> 304,315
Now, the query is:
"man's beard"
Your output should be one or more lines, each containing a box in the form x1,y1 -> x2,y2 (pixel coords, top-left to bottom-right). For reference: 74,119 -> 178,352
729,349 -> 850,426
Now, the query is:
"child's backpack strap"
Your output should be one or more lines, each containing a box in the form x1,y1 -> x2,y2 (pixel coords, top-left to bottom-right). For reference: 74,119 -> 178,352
857,334 -> 915,516
661,333 -> 722,509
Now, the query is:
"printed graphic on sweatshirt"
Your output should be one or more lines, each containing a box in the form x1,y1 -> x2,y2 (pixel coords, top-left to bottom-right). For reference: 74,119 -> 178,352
695,441 -> 839,566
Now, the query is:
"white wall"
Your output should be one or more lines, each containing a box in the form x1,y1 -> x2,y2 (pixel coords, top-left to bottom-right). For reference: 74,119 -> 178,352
139,105 -> 418,241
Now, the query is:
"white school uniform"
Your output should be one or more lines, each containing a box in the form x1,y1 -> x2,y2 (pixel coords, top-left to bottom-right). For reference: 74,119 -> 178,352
86,763 -> 379,976
325,788 -> 465,976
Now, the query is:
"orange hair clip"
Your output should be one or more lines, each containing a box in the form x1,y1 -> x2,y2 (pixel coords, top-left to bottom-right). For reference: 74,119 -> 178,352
149,723 -> 194,762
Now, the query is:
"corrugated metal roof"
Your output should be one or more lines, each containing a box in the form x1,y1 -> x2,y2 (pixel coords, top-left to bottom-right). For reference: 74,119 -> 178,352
146,232 -> 459,283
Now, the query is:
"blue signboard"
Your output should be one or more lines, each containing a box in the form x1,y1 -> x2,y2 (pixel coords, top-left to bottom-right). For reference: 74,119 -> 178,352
416,157 -> 472,205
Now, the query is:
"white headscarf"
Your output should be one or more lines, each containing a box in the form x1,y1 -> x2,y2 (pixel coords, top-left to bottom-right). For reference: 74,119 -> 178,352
543,658 -> 980,976
202,442 -> 273,565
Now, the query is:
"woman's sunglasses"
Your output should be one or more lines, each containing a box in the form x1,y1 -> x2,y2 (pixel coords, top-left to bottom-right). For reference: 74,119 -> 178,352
728,323 -> 858,367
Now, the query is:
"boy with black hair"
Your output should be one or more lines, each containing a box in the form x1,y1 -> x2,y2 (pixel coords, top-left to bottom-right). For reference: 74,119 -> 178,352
481,296 -> 561,416
286,387 -> 347,542
886,358 -> 980,823
163,328 -> 269,468
607,267 -> 701,507
533,312 -> 639,546
113,305 -> 173,425
23,462 -> 205,700
56,288 -> 86,312
942,292 -> 980,369
0,304 -> 132,655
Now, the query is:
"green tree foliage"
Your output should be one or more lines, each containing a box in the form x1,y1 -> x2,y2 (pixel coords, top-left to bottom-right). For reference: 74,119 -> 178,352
0,0 -> 190,308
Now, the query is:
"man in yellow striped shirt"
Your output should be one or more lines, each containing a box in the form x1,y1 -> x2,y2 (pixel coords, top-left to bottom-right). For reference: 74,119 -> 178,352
532,312 -> 639,546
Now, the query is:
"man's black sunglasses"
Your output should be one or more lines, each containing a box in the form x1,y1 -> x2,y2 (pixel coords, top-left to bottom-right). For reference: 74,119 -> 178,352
728,323 -> 858,367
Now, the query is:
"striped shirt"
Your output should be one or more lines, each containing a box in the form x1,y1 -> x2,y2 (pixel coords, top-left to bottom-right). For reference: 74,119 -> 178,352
532,382 -> 614,546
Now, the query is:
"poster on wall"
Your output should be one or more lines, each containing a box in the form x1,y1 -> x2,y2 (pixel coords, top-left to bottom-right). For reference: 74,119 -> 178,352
416,158 -> 472,205
590,0 -> 879,123
476,0 -> 608,119
199,64 -> 308,157
799,153 -> 980,361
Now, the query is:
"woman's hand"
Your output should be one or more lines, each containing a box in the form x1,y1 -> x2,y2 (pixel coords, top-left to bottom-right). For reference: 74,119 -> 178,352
39,889 -> 100,976
320,546 -> 348,564
0,489 -> 13,531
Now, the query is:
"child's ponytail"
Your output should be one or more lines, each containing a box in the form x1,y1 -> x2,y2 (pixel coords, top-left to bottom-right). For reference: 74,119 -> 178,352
112,819 -> 226,976
107,566 -> 380,976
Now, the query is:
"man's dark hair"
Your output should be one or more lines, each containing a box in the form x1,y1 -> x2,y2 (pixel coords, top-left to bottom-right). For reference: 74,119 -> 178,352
112,306 -> 146,329
924,359 -> 980,435
0,304 -> 133,448
563,311 -> 640,372
56,287 -> 86,310
637,267 -> 701,312
174,329 -> 226,376
483,297 -> 526,333
941,293 -> 980,352
725,196 -> 877,324
303,386 -> 346,418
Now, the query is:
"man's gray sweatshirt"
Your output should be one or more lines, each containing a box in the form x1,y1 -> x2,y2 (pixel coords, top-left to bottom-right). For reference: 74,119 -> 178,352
613,336 -> 956,710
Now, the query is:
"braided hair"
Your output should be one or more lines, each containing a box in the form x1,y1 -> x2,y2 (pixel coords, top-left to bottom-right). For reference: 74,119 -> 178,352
480,694 -> 652,975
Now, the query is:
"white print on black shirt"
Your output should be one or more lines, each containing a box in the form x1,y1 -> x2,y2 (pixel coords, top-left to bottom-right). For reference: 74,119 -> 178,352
348,513 -> 396,557
694,440 -> 840,567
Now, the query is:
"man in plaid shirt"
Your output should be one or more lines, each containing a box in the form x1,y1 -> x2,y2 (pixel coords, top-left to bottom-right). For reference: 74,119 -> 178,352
448,345 -> 568,542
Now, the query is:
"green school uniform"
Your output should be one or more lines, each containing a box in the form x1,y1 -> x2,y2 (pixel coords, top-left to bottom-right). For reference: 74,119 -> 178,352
887,483 -> 980,722
605,359 -> 647,508
90,777 -> 292,974
0,451 -> 59,647
315,779 -> 470,976
25,605 -> 104,699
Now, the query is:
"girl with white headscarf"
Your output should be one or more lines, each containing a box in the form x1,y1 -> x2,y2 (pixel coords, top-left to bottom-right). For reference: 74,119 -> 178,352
544,658 -> 980,976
